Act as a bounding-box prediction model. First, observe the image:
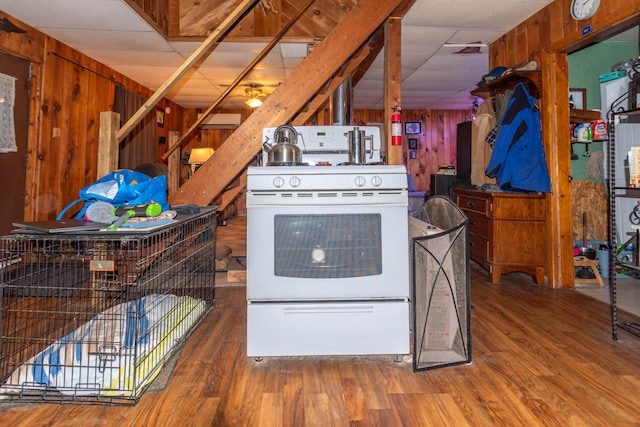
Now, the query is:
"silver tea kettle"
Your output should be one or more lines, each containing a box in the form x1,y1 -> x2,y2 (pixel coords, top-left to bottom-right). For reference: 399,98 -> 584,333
263,125 -> 302,165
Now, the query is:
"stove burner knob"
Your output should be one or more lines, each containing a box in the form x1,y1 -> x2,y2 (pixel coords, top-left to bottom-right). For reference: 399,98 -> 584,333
371,176 -> 383,187
289,176 -> 301,188
273,176 -> 285,188
354,175 -> 366,187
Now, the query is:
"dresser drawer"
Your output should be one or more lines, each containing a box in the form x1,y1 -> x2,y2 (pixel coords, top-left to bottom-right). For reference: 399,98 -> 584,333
455,188 -> 545,285
491,194 -> 545,220
457,193 -> 488,215
465,210 -> 489,239
468,233 -> 489,262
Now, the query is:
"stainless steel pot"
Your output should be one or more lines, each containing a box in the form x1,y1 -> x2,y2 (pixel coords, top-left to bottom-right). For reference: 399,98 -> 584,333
344,127 -> 373,165
263,125 -> 302,165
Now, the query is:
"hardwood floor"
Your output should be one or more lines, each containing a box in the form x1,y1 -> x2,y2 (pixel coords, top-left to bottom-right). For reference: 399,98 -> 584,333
2,216 -> 640,426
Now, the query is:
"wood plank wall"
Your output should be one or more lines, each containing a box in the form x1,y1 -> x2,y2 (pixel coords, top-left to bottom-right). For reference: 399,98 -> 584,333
353,109 -> 468,192
488,0 -> 640,287
0,12 -> 184,222
0,13 -> 463,225
125,0 -> 171,35
173,0 -> 356,39
186,108 -> 466,193
35,42 -> 184,221
180,108 -> 254,184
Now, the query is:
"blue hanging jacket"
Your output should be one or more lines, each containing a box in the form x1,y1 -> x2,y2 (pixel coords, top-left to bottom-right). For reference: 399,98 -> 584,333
485,82 -> 551,193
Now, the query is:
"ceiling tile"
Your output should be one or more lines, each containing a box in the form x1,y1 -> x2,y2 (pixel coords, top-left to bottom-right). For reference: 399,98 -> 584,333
403,0 -> 554,30
0,0 -> 561,110
402,26 -> 456,46
43,28 -> 170,52
448,29 -> 507,45
403,69 -> 482,91
81,50 -> 187,67
0,0 -> 148,31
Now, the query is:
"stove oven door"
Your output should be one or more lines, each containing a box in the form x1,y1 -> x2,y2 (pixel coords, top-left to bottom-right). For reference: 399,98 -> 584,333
246,198 -> 409,301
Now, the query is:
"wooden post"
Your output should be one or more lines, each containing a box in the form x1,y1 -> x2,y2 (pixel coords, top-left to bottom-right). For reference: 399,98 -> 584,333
167,131 -> 181,196
384,17 -> 402,166
97,111 -> 120,178
95,111 -> 121,310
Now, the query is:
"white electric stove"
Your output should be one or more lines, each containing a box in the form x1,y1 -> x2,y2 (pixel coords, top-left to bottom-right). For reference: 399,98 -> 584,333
246,126 -> 410,357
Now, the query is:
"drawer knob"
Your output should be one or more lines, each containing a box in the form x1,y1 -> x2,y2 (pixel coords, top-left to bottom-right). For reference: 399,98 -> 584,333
466,202 -> 475,208
468,220 -> 476,227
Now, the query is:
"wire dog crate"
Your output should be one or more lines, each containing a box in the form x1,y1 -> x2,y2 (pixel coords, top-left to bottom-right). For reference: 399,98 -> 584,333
0,207 -> 216,405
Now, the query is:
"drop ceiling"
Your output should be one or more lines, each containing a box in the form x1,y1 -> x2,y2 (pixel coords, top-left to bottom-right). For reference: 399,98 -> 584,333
0,0 -> 560,110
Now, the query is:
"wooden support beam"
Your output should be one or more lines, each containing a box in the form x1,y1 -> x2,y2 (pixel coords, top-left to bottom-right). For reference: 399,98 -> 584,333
97,111 -> 120,179
169,0 -> 405,207
115,0 -> 259,143
541,51 -> 574,288
384,17 -> 402,166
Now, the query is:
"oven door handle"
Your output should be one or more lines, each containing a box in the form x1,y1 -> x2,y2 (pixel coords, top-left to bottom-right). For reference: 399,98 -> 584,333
284,305 -> 375,315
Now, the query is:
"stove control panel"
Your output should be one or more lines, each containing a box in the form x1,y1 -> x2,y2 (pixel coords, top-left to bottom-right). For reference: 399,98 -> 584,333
247,165 -> 408,192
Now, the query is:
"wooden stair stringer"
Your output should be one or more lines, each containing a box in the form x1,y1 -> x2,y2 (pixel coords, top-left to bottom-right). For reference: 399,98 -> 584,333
168,0 -> 406,207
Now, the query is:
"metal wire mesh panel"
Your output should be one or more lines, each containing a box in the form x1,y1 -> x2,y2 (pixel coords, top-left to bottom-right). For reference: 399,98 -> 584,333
0,208 -> 216,405
410,196 -> 471,371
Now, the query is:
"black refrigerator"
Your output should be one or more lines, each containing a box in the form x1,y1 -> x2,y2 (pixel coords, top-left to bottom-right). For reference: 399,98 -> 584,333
455,121 -> 472,187
430,122 -> 472,199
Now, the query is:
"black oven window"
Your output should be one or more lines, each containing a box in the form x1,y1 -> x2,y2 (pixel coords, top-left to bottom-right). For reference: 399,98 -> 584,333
273,214 -> 382,278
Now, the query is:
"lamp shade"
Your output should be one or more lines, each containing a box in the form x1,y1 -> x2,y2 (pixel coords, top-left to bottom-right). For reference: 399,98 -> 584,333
188,147 -> 214,164
245,97 -> 263,108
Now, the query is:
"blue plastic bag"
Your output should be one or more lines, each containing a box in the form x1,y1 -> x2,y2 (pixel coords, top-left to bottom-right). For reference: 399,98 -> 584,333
57,170 -> 170,220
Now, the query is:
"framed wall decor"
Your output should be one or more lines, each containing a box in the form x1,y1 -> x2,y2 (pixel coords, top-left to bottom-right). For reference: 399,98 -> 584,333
409,150 -> 417,159
156,108 -> 165,127
405,121 -> 422,135
408,138 -> 418,150
569,88 -> 586,109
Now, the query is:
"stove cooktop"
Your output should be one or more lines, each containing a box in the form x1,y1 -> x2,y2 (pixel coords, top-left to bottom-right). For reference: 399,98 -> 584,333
267,162 -> 310,166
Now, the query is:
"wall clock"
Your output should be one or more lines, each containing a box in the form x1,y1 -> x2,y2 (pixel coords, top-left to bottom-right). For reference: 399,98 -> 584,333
570,0 -> 601,20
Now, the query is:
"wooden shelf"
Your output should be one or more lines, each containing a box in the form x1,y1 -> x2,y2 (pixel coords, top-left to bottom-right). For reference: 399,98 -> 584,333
470,71 -> 541,99
570,109 -> 601,123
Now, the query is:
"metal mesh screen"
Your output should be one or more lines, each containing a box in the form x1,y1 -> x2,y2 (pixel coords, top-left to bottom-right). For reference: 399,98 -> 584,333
0,207 -> 216,405
411,196 -> 471,371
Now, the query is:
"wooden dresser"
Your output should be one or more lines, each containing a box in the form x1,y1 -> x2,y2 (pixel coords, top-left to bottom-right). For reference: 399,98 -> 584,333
455,188 -> 546,285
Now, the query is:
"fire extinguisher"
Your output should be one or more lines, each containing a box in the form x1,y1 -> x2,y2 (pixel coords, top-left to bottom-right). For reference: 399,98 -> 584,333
391,105 -> 402,146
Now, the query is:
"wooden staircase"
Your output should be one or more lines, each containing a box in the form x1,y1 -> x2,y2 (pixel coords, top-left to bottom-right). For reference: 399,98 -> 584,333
167,0 -> 411,208
104,0 -> 414,214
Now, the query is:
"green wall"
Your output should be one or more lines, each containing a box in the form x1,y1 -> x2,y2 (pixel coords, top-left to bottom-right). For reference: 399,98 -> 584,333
568,41 -> 638,181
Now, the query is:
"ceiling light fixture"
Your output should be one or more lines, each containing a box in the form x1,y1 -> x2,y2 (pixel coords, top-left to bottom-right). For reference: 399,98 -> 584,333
245,96 -> 263,108
443,42 -> 488,48
245,84 -> 266,108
